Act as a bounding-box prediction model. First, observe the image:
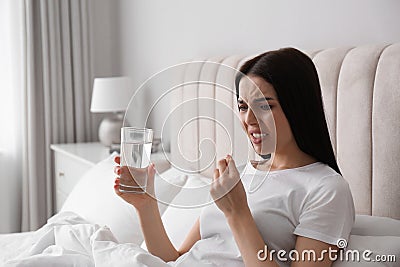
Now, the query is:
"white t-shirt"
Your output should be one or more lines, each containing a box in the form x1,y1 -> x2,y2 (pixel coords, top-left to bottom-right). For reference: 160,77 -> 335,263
197,161 -> 355,266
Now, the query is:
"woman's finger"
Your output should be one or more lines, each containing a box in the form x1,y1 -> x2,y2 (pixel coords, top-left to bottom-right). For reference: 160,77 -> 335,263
146,163 -> 156,189
217,158 -> 228,175
114,156 -> 120,164
213,168 -> 220,180
226,155 -> 238,175
114,166 -> 120,175
114,184 -> 122,196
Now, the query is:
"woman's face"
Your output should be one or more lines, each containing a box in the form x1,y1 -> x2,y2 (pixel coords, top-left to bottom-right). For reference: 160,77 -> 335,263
238,75 -> 295,155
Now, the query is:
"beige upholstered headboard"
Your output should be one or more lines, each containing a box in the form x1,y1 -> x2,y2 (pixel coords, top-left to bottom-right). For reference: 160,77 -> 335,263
169,43 -> 400,219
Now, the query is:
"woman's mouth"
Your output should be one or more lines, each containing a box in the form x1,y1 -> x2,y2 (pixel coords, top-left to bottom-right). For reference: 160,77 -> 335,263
250,132 -> 268,144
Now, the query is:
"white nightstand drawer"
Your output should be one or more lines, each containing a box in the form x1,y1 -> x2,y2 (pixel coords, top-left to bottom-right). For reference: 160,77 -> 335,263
51,142 -> 110,212
54,152 -> 93,196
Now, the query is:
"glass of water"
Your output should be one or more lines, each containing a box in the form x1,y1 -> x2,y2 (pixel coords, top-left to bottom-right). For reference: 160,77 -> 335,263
120,127 -> 153,193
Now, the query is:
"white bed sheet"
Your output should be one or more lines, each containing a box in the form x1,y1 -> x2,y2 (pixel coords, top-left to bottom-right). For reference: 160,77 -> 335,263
0,211 -> 222,267
0,231 -> 34,264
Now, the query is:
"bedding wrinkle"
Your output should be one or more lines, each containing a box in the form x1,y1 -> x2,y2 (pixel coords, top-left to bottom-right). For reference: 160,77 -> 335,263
1,212 -> 240,267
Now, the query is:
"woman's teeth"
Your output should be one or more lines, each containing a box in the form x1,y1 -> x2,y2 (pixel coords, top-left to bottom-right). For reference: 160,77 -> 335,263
252,133 -> 267,138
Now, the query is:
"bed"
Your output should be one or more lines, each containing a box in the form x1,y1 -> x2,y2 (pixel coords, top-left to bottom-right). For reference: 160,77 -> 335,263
1,43 -> 400,266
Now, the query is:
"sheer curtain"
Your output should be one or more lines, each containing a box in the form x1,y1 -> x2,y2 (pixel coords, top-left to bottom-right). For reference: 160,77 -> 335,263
0,0 -> 98,232
0,0 -> 23,233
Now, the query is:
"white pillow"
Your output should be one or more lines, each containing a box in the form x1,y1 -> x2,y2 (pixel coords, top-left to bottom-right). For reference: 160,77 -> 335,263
151,174 -> 211,249
332,235 -> 400,267
351,215 -> 400,237
61,153 -> 187,244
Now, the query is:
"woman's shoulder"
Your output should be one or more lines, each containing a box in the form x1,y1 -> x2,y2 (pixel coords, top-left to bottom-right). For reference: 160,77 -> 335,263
306,165 -> 352,199
291,162 -> 351,195
301,161 -> 339,177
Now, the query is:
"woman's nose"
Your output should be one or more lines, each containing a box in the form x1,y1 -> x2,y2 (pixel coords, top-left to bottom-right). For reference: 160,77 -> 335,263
245,108 -> 258,125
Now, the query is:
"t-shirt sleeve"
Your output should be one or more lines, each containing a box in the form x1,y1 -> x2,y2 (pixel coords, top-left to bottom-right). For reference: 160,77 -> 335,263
293,175 -> 355,246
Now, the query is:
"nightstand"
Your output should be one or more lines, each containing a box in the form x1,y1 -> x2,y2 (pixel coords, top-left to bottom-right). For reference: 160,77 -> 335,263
50,142 -> 171,212
50,142 -> 110,212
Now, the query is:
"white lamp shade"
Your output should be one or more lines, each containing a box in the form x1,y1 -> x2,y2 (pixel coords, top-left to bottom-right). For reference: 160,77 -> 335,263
90,77 -> 133,112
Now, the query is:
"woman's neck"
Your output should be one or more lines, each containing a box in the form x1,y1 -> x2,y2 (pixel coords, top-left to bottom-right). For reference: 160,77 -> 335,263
254,144 -> 317,171
271,152 -> 316,170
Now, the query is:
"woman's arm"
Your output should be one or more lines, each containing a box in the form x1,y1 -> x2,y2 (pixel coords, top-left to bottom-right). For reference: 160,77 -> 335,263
114,156 -> 200,262
211,156 -> 279,266
136,200 -> 180,261
226,207 -> 279,266
227,210 -> 336,266
178,218 -> 201,255
291,236 -> 337,266
138,208 -> 201,261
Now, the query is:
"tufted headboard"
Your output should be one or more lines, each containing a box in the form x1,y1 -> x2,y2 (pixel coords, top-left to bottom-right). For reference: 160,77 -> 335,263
169,43 -> 400,219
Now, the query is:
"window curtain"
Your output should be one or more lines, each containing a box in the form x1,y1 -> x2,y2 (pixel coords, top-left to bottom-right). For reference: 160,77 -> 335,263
18,0 -> 97,231
0,0 -> 23,234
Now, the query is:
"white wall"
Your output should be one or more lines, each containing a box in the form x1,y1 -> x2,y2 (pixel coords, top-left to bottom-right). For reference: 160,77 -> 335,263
88,0 -> 124,134
97,0 -> 400,145
90,0 -> 122,78
113,0 -> 400,89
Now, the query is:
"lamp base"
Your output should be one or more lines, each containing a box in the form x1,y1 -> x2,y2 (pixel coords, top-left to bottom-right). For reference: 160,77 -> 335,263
98,113 -> 123,147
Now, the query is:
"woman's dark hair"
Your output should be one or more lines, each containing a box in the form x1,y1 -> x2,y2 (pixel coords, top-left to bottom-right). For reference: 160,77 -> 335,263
235,48 -> 341,174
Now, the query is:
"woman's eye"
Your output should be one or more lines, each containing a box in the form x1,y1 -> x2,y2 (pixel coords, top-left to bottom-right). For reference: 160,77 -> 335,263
238,106 -> 248,112
260,104 -> 271,111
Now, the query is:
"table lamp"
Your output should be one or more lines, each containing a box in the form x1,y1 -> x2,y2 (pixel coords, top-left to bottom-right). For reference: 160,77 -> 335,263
90,77 -> 132,147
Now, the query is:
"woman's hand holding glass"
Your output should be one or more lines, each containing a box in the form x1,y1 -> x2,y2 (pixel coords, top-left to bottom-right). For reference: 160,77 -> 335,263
210,155 -> 249,218
113,155 -> 156,212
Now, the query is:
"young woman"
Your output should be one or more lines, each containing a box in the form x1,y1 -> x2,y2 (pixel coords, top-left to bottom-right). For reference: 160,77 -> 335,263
113,48 -> 355,267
